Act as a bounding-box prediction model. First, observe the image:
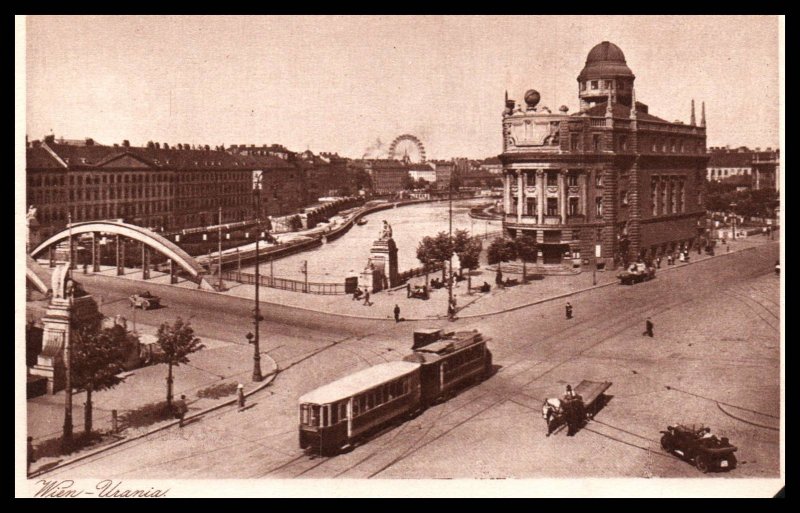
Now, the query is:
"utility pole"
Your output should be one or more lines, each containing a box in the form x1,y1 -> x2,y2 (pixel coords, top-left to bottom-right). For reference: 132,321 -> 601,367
252,174 -> 263,382
218,207 -> 223,291
302,260 -> 308,293
448,174 -> 454,319
62,213 -> 74,452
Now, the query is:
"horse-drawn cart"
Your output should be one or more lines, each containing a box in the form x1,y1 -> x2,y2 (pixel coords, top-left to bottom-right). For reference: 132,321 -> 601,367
541,380 -> 612,436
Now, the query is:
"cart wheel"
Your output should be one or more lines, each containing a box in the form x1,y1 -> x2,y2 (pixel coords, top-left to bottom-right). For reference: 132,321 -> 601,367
660,434 -> 672,452
695,454 -> 710,473
727,453 -> 737,470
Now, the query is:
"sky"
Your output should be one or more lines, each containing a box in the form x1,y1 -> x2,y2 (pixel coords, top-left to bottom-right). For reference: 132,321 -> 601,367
24,15 -> 781,160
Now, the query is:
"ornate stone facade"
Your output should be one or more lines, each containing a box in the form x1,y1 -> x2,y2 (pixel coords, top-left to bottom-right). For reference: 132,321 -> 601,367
500,41 -> 708,268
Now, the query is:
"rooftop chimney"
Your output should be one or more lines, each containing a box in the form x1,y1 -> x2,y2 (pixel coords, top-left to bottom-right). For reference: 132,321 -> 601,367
122,140 -> 130,148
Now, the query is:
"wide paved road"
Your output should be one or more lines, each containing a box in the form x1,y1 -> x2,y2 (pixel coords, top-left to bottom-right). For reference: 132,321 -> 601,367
40,242 -> 780,480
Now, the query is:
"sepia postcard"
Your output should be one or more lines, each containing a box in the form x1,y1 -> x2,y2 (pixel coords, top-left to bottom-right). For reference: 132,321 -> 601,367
16,15 -> 784,497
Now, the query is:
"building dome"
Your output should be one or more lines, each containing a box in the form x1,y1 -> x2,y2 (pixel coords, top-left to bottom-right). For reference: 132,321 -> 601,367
578,41 -> 634,81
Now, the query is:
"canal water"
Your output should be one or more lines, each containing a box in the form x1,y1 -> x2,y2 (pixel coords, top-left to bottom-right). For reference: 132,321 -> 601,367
245,199 -> 502,282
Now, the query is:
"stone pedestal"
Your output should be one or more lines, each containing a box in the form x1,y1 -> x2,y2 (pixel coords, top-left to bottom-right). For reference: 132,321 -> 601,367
29,294 -> 102,394
368,238 -> 399,288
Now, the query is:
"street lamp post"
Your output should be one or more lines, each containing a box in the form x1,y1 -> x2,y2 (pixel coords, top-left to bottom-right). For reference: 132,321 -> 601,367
730,202 -> 738,241
251,173 -> 264,382
62,213 -> 74,452
448,175 -> 454,320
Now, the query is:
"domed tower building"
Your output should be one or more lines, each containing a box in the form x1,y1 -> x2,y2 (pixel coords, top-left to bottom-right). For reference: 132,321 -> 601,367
500,41 -> 708,269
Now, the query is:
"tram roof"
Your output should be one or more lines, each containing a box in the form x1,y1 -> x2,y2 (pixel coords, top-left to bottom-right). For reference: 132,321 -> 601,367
299,361 -> 420,405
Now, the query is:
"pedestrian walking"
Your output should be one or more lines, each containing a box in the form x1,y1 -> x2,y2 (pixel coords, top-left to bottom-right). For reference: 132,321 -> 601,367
237,383 -> 245,411
173,394 -> 188,427
643,317 -> 654,338
565,302 -> 573,320
495,268 -> 503,287
656,256 -> 661,269
394,304 -> 401,322
406,282 -> 412,298
775,260 -> 780,276
363,290 -> 371,306
27,436 -> 36,474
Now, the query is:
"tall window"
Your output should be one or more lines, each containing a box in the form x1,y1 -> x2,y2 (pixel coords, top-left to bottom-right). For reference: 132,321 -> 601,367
651,178 -> 658,216
593,134 -> 601,152
591,81 -> 598,90
547,171 -> 558,186
526,197 -> 537,216
678,180 -> 685,213
567,172 -> 578,186
665,180 -> 673,214
569,197 -> 580,216
605,80 -> 614,89
620,190 -> 628,206
619,135 -> 628,151
547,198 -> 558,216
661,180 -> 668,215
570,134 -> 580,151
595,197 -> 603,217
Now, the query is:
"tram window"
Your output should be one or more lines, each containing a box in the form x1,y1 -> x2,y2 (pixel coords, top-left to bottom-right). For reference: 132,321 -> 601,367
359,395 -> 366,412
353,399 -> 361,417
310,405 -> 320,427
301,404 -> 309,425
340,402 -> 347,420
322,406 -> 329,427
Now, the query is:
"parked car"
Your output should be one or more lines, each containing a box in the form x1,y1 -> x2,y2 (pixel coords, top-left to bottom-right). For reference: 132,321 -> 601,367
660,424 -> 738,473
129,291 -> 161,310
617,262 -> 656,285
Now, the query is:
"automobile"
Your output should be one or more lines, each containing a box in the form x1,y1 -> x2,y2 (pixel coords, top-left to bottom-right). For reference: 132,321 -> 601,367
409,285 -> 429,300
659,424 -> 738,473
617,262 -> 656,285
129,291 -> 161,310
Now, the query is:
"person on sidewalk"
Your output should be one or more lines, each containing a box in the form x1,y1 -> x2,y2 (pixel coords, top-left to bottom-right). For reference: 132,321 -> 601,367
643,317 -> 654,338
173,394 -> 188,427
27,436 -> 36,474
394,304 -> 401,323
363,290 -> 371,306
495,269 -> 503,288
565,302 -> 573,320
237,383 -> 245,411
656,256 -> 661,269
406,282 -> 412,298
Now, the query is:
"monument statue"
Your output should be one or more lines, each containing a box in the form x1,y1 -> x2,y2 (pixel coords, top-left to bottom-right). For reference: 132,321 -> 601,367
380,220 -> 393,240
26,205 -> 38,253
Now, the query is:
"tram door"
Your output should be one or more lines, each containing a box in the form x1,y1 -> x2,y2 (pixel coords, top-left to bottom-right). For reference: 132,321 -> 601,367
346,397 -> 353,437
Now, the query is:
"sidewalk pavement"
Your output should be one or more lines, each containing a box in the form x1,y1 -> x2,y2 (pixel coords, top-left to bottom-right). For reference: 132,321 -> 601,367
79,233 -> 778,323
27,325 -> 278,475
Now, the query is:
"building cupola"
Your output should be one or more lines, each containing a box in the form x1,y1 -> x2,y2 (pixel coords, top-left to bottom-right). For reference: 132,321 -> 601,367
577,41 -> 636,111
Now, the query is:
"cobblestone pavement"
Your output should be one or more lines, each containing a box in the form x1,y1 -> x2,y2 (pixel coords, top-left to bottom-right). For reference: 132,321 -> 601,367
31,239 -> 780,484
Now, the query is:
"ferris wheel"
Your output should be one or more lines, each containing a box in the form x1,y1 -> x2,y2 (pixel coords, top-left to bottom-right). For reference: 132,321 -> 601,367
388,134 -> 427,163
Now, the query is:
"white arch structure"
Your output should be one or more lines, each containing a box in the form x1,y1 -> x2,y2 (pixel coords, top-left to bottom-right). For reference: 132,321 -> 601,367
30,221 -> 214,290
26,254 -> 50,295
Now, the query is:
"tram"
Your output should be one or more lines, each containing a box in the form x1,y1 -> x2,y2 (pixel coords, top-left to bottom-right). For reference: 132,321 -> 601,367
298,329 -> 492,455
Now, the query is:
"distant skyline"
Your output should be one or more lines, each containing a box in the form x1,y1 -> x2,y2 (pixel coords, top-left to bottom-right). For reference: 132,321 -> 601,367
25,15 -> 781,159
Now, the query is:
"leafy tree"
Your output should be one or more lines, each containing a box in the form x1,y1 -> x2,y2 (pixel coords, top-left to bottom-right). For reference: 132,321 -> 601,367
416,231 -> 453,282
156,318 -> 204,409
487,238 -> 517,273
514,234 -> 538,283
401,173 -> 416,191
455,234 -> 482,292
71,324 -> 131,434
